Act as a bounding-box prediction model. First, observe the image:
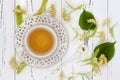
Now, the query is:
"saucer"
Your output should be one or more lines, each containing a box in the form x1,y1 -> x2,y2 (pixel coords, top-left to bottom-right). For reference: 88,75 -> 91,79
15,15 -> 69,68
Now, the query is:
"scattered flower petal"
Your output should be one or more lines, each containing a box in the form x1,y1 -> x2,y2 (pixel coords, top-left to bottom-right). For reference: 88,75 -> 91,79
101,18 -> 111,27
92,63 -> 100,75
59,71 -> 65,80
9,56 -> 18,70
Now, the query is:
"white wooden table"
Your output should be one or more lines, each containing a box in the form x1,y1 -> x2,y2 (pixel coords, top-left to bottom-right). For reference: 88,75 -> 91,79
0,0 -> 120,80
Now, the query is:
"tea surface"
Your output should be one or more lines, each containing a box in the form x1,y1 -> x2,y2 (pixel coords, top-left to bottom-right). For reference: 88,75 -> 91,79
27,28 -> 54,55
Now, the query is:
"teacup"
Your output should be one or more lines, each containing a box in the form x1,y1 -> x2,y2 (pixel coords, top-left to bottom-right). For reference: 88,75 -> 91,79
24,25 -> 58,58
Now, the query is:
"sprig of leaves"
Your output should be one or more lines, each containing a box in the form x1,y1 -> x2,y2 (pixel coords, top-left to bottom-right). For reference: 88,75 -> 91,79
84,42 -> 115,63
78,10 -> 97,40
82,42 -> 115,75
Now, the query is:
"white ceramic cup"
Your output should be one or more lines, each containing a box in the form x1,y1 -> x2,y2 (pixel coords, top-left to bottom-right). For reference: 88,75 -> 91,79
24,25 -> 58,58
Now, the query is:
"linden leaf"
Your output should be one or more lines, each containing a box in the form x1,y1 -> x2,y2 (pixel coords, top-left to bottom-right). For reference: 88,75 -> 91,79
79,10 -> 97,30
94,42 -> 115,62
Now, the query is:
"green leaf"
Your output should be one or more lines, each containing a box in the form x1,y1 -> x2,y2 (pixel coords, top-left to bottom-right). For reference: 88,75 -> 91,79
17,62 -> 27,74
109,24 -> 117,38
93,42 -> 116,62
79,10 -> 97,30
34,0 -> 48,15
15,5 -> 23,26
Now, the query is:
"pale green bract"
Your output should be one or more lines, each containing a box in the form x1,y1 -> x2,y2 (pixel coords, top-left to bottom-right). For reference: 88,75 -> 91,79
17,62 -> 27,74
109,24 -> 117,38
15,5 -> 23,27
34,0 -> 48,15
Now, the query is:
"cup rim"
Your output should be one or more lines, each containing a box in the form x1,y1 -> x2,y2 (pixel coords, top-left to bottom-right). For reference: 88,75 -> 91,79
24,25 -> 58,58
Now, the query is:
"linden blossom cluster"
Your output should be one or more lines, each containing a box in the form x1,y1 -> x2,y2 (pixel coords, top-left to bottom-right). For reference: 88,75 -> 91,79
87,19 -> 97,25
62,8 -> 71,22
48,4 -> 56,17
98,54 -> 107,65
92,54 -> 108,74
13,6 -> 26,14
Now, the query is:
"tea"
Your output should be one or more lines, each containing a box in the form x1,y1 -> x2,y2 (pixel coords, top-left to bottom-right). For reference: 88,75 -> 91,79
27,28 -> 54,55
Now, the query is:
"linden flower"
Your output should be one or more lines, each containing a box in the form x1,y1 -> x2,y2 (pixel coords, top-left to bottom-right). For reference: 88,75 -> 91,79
98,54 -> 107,65
80,32 -> 88,41
49,4 -> 56,17
92,63 -> 99,75
62,8 -> 71,22
9,56 -> 18,70
99,31 -> 106,42
13,8 -> 26,14
59,71 -> 65,80
87,19 -> 97,25
101,18 -> 111,26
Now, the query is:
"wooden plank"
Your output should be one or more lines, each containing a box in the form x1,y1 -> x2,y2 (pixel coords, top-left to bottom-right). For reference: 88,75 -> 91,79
0,0 -> 3,79
14,0 -> 35,80
108,0 -> 120,80
1,0 -> 16,80
107,0 -> 112,80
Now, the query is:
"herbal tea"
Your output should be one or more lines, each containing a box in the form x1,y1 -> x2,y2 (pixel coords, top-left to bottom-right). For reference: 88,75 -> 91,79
27,28 -> 54,55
